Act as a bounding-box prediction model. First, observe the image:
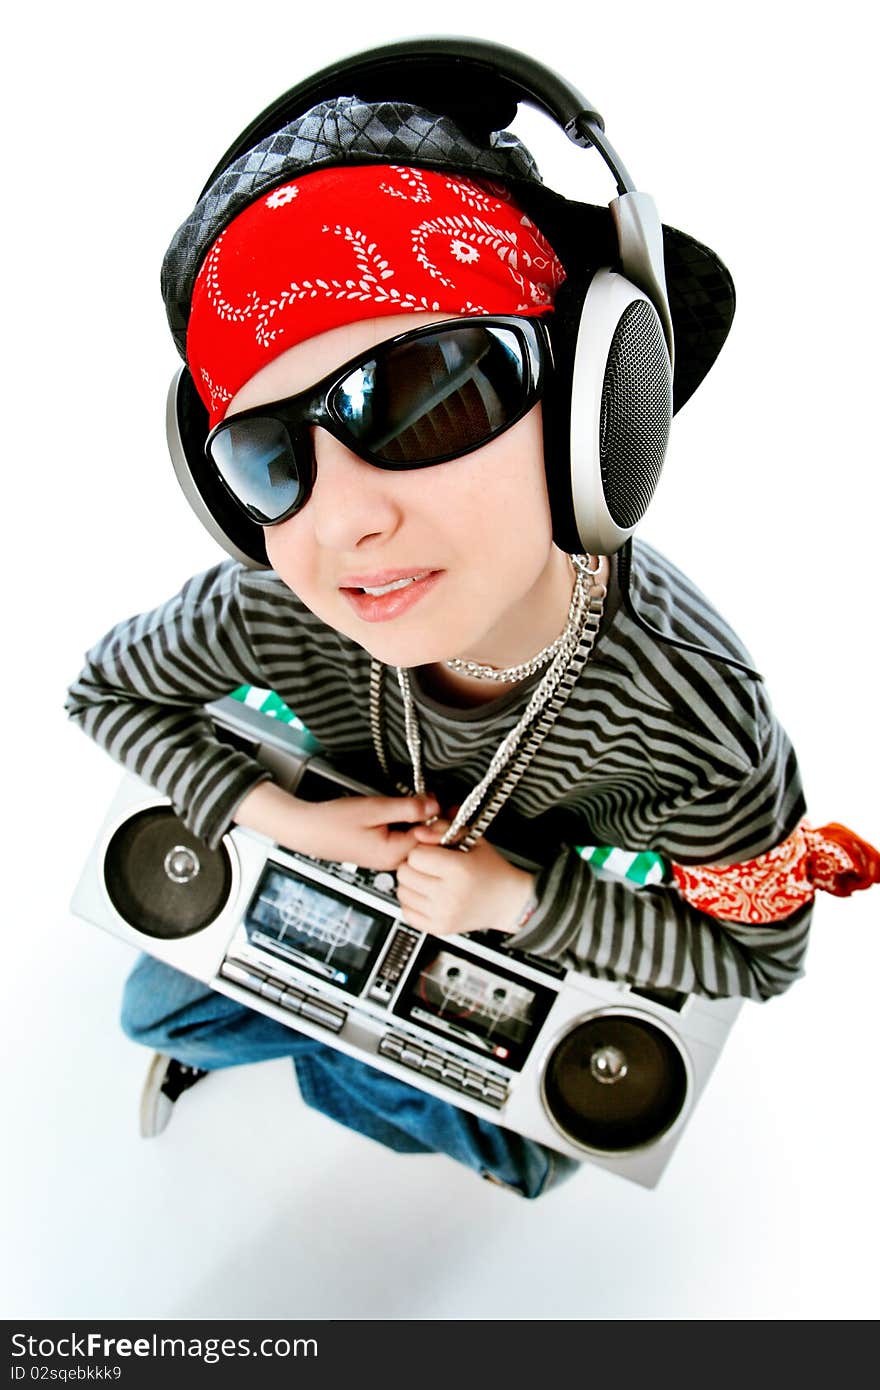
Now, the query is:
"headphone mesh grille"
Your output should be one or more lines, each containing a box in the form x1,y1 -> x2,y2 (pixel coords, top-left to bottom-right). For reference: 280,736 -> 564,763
600,300 -> 672,529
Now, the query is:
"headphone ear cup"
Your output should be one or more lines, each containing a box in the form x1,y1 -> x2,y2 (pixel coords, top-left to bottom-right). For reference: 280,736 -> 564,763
547,269 -> 672,555
166,369 -> 269,569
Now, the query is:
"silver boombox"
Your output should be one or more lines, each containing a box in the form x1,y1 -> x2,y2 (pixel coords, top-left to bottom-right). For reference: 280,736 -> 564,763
70,695 -> 741,1188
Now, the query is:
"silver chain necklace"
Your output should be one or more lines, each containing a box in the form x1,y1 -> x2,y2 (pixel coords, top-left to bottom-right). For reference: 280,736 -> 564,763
369,554 -> 607,851
444,555 -> 587,682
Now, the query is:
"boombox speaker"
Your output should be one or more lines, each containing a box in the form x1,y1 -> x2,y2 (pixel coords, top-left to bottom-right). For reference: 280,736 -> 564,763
70,694 -> 741,1188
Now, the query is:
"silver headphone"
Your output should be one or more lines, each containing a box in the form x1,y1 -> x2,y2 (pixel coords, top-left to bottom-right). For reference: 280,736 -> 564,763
163,39 -> 681,564
162,38 -> 757,678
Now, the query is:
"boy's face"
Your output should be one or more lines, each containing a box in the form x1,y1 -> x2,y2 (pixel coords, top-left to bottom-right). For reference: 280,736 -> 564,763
225,312 -> 556,669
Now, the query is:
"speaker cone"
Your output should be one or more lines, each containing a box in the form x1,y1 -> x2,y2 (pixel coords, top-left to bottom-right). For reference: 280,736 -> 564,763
543,1012 -> 688,1152
104,808 -> 233,939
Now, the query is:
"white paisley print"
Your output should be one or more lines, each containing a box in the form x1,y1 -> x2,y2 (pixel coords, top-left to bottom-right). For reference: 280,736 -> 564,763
187,164 -> 568,420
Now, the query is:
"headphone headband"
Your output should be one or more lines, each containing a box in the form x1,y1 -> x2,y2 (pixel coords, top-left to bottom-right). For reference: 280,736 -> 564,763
163,38 -> 753,676
190,38 -> 663,354
162,34 -> 734,467
200,37 -> 607,195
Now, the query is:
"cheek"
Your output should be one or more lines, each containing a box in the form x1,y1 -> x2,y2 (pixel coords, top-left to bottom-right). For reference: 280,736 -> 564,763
262,520 -> 321,600
264,527 -> 353,634
263,521 -> 297,576
451,411 -> 552,546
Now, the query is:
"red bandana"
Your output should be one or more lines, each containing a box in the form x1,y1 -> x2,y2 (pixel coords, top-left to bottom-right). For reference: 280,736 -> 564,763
187,164 -> 567,425
671,820 -> 880,924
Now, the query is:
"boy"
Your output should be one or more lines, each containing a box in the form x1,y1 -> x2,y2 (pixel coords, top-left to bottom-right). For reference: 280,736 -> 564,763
68,55 -> 874,1195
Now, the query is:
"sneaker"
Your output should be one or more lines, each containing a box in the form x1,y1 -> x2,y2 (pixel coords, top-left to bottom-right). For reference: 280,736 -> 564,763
139,1053 -> 210,1138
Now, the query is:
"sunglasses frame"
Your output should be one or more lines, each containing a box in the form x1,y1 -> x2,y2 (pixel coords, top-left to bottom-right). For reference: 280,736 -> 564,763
204,314 -> 553,526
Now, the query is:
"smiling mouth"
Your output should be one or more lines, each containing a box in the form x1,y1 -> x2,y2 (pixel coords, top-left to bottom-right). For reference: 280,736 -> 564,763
355,572 -> 432,596
338,569 -> 443,623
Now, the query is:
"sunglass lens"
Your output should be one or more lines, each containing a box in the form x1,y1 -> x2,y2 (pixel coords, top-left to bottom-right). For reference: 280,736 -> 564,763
334,324 -> 532,464
209,418 -> 305,522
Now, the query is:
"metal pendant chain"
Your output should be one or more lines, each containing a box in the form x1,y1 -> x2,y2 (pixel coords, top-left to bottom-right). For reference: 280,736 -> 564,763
369,554 -> 607,851
444,554 -> 587,682
396,666 -> 426,798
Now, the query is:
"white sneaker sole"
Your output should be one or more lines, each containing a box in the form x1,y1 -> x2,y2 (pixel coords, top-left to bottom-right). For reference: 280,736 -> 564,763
139,1052 -> 176,1139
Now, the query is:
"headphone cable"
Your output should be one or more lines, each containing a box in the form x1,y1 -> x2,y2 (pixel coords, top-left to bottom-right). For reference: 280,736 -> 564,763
615,539 -> 764,682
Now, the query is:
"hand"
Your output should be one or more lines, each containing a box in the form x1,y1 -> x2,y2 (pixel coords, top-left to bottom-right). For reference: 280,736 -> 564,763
234,782 -> 441,871
289,793 -> 441,870
395,820 -> 537,936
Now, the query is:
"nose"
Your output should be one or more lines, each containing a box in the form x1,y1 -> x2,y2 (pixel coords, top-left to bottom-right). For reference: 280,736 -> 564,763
304,426 -> 404,551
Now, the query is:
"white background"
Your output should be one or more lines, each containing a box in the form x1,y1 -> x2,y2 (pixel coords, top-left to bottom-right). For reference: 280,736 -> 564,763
3,0 -> 878,1320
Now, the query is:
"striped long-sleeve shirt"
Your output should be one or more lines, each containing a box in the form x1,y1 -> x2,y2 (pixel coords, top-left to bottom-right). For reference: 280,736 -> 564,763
64,539 -> 811,1004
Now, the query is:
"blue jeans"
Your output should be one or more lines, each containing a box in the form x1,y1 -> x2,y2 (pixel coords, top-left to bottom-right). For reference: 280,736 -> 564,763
121,955 -> 580,1199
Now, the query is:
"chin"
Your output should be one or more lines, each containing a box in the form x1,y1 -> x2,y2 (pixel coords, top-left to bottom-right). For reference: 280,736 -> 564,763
301,591 -> 468,669
345,615 -> 471,669
349,629 -> 456,669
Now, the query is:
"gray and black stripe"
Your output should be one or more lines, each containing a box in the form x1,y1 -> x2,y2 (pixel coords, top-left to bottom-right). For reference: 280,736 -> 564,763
65,539 -> 811,1003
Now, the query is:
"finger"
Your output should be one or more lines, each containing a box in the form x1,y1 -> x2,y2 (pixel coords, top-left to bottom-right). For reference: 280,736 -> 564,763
400,909 -> 457,937
396,903 -> 449,934
395,882 -> 431,912
405,844 -> 455,877
396,862 -> 443,895
365,794 -> 440,826
397,905 -> 430,930
381,827 -> 423,863
412,818 -> 451,844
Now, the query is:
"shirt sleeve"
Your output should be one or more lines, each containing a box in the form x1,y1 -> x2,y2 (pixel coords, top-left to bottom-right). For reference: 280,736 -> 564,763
64,561 -> 274,849
505,692 -> 812,1003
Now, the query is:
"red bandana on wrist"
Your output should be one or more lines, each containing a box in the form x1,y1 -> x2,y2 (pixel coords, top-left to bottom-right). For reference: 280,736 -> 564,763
187,164 -> 567,425
671,820 -> 880,924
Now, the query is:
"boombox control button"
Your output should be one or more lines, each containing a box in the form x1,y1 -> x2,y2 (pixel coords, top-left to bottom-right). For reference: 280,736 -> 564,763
259,979 -> 287,1004
220,959 -> 267,991
483,1081 -> 508,1108
374,929 -> 418,987
299,997 -> 346,1033
373,873 -> 396,895
462,1071 -> 486,1093
279,988 -> 306,1013
377,1034 -> 507,1107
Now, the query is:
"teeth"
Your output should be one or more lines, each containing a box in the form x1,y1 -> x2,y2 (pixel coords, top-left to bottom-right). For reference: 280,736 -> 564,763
361,573 -> 428,596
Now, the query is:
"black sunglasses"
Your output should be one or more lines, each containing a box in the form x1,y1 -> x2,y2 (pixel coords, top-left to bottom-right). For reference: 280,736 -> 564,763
204,315 -> 551,525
